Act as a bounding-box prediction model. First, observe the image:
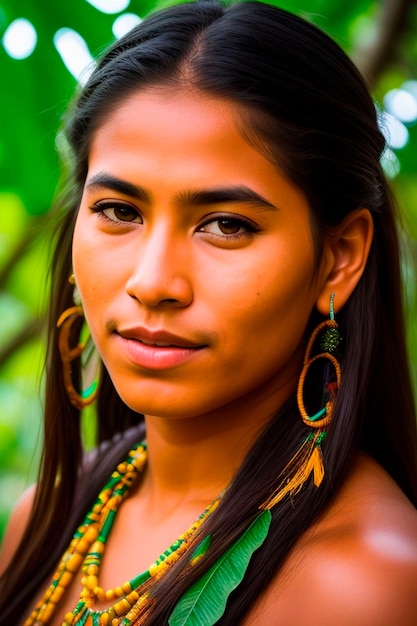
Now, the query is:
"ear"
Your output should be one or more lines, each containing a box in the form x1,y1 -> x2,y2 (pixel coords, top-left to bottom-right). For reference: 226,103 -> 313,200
316,209 -> 374,316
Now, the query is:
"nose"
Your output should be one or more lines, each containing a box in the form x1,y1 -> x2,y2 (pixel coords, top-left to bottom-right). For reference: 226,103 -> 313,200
125,228 -> 193,308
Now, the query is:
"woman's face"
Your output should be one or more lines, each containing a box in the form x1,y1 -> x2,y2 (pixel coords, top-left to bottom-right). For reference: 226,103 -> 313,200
73,89 -> 331,421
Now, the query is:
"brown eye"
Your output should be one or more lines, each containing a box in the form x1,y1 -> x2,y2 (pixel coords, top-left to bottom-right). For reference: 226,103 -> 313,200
217,219 -> 242,234
94,201 -> 142,224
199,215 -> 256,239
110,205 -> 140,222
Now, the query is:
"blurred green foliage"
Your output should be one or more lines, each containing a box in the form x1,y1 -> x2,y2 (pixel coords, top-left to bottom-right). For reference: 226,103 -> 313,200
0,0 -> 416,541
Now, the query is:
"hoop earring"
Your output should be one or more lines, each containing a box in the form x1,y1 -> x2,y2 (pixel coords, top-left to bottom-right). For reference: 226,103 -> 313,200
262,293 -> 341,510
297,292 -> 341,429
57,276 -> 100,410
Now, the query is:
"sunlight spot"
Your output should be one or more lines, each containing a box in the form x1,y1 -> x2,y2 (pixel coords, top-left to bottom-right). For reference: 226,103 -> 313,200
2,18 -> 37,59
384,89 -> 417,124
381,147 -> 401,179
85,0 -> 130,14
112,13 -> 142,38
53,28 -> 95,85
378,111 -> 409,150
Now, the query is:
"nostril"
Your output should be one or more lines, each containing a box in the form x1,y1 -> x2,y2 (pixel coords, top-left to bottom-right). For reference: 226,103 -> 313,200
125,272 -> 193,308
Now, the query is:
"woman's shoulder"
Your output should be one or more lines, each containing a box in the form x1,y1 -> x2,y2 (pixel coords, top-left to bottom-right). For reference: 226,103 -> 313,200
0,484 -> 36,576
245,453 -> 417,625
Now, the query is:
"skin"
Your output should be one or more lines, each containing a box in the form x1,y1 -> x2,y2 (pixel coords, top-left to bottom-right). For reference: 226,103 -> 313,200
2,88 -> 417,624
72,88 -> 338,502
73,89 -> 329,421
245,453 -> 417,625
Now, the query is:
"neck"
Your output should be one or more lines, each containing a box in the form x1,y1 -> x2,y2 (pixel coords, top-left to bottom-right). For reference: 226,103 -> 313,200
140,378 -> 296,513
144,416 -> 248,503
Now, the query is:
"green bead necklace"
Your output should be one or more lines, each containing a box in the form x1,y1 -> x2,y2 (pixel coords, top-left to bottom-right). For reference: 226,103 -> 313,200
25,442 -> 221,626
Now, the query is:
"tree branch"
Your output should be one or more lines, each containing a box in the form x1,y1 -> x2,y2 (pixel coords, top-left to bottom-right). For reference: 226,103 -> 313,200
0,215 -> 46,290
354,0 -> 415,87
0,316 -> 45,369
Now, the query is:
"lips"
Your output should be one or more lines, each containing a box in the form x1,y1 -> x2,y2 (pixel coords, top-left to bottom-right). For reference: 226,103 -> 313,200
114,326 -> 206,370
116,326 -> 204,349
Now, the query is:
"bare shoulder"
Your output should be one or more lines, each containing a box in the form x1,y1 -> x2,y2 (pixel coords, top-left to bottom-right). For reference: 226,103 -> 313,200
245,454 -> 417,625
0,484 -> 36,575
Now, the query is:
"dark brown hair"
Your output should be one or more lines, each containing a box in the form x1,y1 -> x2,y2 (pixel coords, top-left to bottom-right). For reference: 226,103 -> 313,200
1,2 -> 416,623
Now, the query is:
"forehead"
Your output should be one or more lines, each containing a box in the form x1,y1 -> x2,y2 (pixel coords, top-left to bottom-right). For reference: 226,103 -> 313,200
87,88 -> 308,207
89,87 -> 248,154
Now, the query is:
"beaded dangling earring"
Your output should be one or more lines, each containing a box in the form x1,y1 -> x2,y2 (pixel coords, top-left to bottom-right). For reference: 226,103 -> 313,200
297,291 -> 341,429
57,274 -> 101,410
262,293 -> 341,510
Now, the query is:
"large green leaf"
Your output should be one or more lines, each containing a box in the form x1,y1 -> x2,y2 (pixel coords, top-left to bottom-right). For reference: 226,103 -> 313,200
169,511 -> 272,626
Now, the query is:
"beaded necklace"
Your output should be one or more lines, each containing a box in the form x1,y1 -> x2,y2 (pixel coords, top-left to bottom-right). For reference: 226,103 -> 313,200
24,442 -> 221,626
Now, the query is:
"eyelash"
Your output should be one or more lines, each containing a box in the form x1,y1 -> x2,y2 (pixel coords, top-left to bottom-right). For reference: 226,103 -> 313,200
90,201 -> 142,224
197,214 -> 259,240
90,201 -> 259,240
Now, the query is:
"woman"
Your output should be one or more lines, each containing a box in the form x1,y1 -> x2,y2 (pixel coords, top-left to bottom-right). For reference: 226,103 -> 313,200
1,1 -> 417,624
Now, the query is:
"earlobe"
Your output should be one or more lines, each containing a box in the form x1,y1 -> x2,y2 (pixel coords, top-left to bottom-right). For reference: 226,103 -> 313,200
316,209 -> 374,316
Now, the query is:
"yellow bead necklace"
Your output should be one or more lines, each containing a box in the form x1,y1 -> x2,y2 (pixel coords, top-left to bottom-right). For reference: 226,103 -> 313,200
24,442 -> 221,626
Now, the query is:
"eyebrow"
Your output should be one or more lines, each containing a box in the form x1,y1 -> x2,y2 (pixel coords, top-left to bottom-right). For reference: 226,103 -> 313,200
85,172 -> 277,210
177,187 -> 277,210
86,173 -> 150,202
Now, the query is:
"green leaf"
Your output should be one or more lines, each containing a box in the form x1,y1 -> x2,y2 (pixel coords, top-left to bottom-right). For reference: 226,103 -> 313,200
169,510 -> 272,626
189,534 -> 212,566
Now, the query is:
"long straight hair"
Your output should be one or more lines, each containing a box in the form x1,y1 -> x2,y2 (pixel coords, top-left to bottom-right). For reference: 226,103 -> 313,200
1,2 -> 416,623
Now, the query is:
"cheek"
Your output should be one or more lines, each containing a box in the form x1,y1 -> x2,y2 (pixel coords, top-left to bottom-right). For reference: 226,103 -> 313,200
73,222 -> 120,294
72,222 -> 112,331
220,248 -> 317,356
